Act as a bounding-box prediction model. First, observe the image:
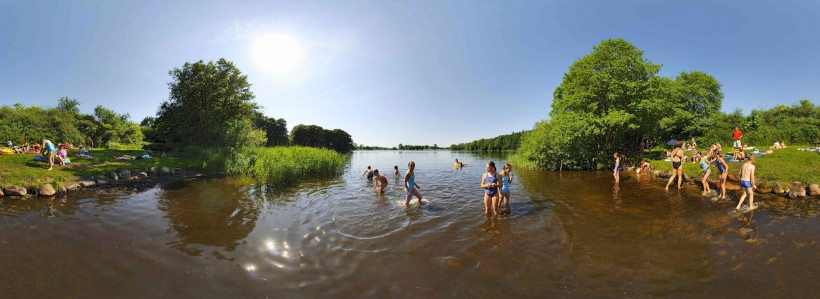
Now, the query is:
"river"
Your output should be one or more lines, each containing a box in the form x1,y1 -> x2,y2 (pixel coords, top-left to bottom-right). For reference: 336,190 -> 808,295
0,150 -> 817,298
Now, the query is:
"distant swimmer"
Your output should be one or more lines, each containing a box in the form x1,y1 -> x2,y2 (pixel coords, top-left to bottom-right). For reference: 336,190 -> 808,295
454,159 -> 467,168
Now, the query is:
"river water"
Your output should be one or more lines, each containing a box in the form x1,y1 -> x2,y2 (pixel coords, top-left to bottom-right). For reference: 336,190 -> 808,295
1,151 -> 817,298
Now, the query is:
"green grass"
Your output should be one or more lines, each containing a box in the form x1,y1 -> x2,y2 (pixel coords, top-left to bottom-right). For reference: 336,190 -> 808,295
1,146 -> 348,191
0,149 -> 191,190
183,146 -> 348,185
640,146 -> 820,186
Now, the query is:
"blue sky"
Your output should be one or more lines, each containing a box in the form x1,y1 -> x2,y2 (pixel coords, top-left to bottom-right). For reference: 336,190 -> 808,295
1,0 -> 818,147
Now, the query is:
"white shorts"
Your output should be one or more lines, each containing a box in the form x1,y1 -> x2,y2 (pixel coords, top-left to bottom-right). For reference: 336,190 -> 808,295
733,139 -> 742,148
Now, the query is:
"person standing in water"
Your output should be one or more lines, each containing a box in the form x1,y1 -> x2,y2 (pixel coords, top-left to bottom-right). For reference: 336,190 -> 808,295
736,155 -> 758,211
481,161 -> 501,216
361,166 -> 374,180
665,142 -> 685,190
697,152 -> 712,194
498,163 -> 513,213
393,165 -> 400,180
373,169 -> 388,193
712,150 -> 729,200
404,161 -> 423,206
613,152 -> 622,183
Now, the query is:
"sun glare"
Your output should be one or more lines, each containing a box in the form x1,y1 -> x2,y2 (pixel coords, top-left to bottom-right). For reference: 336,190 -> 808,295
250,33 -> 305,75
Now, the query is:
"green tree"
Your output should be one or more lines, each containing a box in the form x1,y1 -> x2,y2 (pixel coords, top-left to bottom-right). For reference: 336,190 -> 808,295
253,112 -> 289,146
155,58 -> 259,147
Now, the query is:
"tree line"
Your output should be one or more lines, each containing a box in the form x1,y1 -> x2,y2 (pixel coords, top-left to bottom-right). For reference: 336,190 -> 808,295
449,131 -> 525,151
140,58 -> 355,153
0,98 -> 142,148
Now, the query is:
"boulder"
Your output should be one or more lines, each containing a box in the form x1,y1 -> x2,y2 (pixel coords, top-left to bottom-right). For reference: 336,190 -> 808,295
3,185 -> 27,196
119,169 -> 132,180
809,184 -> 820,196
38,184 -> 56,196
160,166 -> 170,175
138,172 -> 149,178
64,181 -> 80,191
773,182 -> 785,195
658,170 -> 673,179
0,189 -> 4,196
725,182 -> 741,191
108,171 -> 119,181
727,174 -> 740,183
58,186 -> 67,193
789,182 -> 807,198
79,180 -> 96,188
756,185 -> 772,194
149,166 -> 159,175
96,179 -> 108,186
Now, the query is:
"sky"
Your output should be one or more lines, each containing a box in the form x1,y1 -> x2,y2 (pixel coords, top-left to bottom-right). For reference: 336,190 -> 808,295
1,0 -> 818,148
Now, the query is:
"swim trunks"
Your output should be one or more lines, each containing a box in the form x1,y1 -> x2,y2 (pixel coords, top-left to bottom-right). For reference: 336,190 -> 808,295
740,180 -> 753,188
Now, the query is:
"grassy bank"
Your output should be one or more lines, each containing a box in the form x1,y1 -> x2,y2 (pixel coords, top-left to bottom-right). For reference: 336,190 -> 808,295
0,146 -> 348,191
641,146 -> 820,186
0,149 -> 192,190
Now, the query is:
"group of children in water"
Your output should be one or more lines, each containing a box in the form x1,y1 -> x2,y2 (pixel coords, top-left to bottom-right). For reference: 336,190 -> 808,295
361,159 -> 514,216
616,141 -> 758,211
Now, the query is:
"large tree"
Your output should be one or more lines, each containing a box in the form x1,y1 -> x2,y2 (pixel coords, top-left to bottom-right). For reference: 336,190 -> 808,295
155,59 -> 260,147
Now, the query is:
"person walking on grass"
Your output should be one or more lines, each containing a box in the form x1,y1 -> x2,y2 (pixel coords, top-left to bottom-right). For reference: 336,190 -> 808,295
736,155 -> 758,211
404,161 -> 423,206
712,150 -> 729,200
665,142 -> 685,191
481,161 -> 501,216
41,139 -> 56,170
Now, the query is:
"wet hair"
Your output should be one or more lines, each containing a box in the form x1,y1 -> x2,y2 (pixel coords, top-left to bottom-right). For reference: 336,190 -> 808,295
486,160 -> 497,172
408,161 -> 415,168
367,166 -> 371,169
394,165 -> 398,170
373,169 -> 380,176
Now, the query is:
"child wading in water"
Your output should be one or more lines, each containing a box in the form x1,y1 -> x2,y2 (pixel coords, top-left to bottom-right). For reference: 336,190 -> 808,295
404,161 -> 423,205
373,169 -> 388,193
361,166 -> 374,180
498,163 -> 513,213
393,165 -> 399,180
697,152 -> 711,194
712,150 -> 729,199
613,152 -> 622,183
481,161 -> 502,216
736,155 -> 758,210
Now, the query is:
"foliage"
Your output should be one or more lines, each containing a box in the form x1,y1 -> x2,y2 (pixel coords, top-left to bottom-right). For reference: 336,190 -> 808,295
0,99 -> 142,148
397,144 -> 442,150
449,131 -> 525,151
253,112 -> 288,146
514,39 -> 723,170
290,124 -> 354,153
184,146 -> 347,185
155,58 -> 259,147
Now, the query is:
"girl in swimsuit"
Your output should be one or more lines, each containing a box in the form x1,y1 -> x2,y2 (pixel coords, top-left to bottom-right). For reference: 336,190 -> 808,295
373,169 -> 388,193
698,152 -> 711,194
613,152 -> 622,183
404,161 -> 423,206
393,165 -> 399,180
481,161 -> 501,216
712,150 -> 729,199
665,142 -> 685,190
498,163 -> 513,213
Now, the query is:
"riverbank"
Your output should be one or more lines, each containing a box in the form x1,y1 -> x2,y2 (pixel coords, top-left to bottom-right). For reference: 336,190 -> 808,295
0,146 -> 347,197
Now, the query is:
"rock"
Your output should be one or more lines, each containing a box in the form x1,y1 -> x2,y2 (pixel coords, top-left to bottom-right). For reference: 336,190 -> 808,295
96,179 -> 108,185
64,181 -> 80,191
0,189 -> 4,196
172,168 -> 182,175
150,166 -> 159,175
725,182 -> 742,191
108,171 -> 119,181
789,182 -> 806,198
702,189 -> 718,197
138,172 -> 149,178
727,174 -> 740,183
160,166 -> 170,175
3,185 -> 27,196
79,180 -> 96,188
658,170 -> 673,179
119,169 -> 132,179
757,185 -> 772,194
38,184 -> 56,196
809,184 -> 820,196
773,182 -> 785,195
58,186 -> 67,193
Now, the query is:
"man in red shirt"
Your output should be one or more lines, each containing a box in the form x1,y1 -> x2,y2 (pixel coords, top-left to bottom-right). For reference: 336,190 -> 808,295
733,127 -> 743,148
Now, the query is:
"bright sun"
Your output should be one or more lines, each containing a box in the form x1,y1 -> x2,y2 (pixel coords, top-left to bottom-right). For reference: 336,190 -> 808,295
250,33 -> 305,75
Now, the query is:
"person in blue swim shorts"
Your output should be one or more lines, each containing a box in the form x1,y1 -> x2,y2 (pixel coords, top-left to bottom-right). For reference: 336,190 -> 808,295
736,155 -> 758,211
41,138 -> 56,170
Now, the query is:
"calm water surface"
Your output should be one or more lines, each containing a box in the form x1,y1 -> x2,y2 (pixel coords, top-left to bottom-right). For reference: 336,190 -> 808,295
1,151 -> 817,298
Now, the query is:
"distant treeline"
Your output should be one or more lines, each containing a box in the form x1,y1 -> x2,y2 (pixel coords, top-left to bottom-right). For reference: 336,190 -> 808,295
0,98 -> 142,148
398,144 -> 441,150
449,131 -> 525,151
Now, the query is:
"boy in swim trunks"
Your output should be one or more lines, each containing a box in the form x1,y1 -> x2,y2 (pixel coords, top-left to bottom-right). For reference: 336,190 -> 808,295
361,166 -> 374,180
736,155 -> 758,211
